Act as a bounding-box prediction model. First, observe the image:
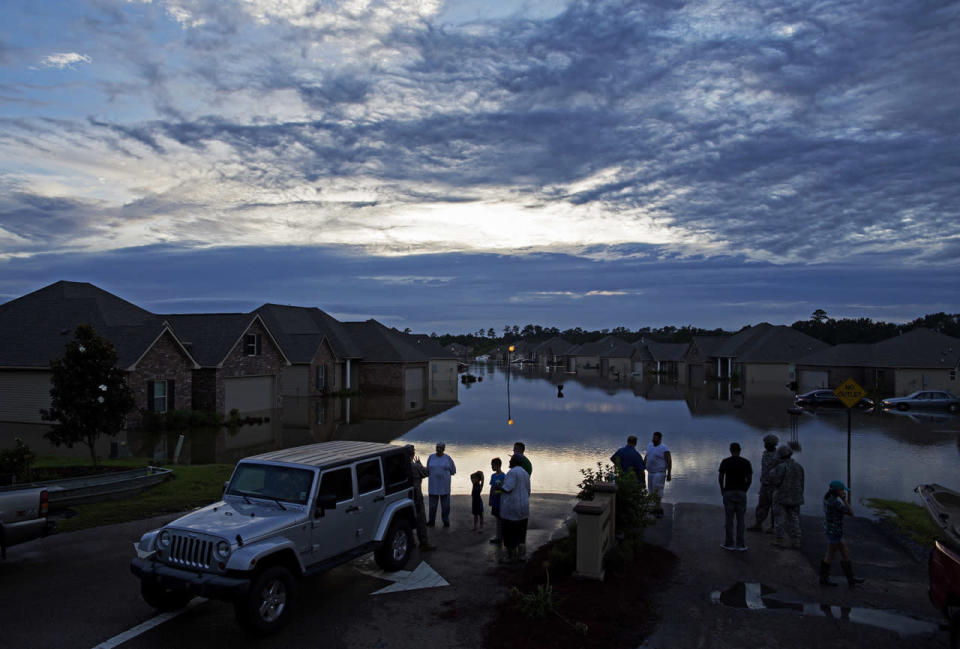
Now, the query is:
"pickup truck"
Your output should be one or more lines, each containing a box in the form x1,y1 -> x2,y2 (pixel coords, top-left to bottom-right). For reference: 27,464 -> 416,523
131,441 -> 417,633
917,483 -> 960,648
0,483 -> 54,559
929,541 -> 960,649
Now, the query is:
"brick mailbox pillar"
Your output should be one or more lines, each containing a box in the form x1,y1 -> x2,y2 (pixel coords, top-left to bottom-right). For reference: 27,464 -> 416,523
574,482 -> 617,580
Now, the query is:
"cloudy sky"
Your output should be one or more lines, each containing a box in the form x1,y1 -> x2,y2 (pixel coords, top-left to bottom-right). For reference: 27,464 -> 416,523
1,0 -> 957,334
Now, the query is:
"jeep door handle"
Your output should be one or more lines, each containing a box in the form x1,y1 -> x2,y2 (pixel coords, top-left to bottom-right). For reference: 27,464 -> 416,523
345,505 -> 360,513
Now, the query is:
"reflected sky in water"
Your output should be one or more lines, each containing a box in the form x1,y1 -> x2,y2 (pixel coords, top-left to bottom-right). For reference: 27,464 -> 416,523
400,365 -> 960,515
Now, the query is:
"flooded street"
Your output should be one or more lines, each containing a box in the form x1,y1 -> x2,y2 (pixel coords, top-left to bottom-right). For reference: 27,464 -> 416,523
398,364 -> 960,515
7,363 -> 958,515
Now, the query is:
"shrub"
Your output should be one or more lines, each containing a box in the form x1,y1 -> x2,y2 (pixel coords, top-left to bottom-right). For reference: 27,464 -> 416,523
578,461 -> 656,534
0,437 -> 35,482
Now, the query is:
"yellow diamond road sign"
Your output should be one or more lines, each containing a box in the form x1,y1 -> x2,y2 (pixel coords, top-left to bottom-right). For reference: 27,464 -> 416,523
834,378 -> 867,409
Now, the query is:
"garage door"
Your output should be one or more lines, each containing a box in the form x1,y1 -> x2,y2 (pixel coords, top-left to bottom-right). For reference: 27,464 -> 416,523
224,376 -> 275,414
0,370 -> 52,423
404,367 -> 425,413
798,370 -> 828,392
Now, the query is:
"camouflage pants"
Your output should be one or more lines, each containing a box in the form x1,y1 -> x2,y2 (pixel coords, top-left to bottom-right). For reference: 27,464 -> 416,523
774,503 -> 801,542
755,486 -> 777,528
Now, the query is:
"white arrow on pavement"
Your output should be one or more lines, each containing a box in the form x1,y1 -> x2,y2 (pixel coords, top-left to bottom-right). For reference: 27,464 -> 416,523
357,561 -> 450,595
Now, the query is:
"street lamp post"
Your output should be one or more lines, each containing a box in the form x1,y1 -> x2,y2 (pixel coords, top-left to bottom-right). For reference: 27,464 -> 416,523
507,345 -> 515,425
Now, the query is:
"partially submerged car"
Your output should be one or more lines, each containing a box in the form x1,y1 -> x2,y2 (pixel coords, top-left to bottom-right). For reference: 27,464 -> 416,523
131,441 -> 416,633
882,390 -> 960,413
794,389 -> 874,410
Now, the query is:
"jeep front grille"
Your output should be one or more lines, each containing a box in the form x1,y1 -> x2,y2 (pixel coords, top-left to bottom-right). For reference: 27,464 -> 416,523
166,533 -> 214,570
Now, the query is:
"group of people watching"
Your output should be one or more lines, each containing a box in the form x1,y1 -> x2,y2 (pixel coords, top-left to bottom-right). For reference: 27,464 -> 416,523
612,432 -> 862,587
405,441 -> 533,562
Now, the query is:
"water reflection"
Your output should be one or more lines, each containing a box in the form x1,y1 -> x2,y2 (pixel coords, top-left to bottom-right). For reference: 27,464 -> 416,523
7,364 -> 958,516
399,364 -> 960,515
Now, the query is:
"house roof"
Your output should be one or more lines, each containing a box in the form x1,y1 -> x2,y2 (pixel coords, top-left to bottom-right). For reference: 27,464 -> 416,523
255,304 -> 363,362
715,324 -> 827,363
342,320 -> 447,363
164,313 -> 280,367
572,335 -> 633,358
689,335 -> 728,359
0,281 -> 174,369
646,341 -> 690,362
798,328 -> 960,368
534,337 -> 575,356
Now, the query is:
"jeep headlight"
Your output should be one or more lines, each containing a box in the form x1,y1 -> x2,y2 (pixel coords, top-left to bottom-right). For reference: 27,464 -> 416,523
215,540 -> 231,559
157,530 -> 171,549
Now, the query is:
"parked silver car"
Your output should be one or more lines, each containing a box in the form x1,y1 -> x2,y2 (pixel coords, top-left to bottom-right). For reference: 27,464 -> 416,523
881,390 -> 960,413
131,441 -> 416,633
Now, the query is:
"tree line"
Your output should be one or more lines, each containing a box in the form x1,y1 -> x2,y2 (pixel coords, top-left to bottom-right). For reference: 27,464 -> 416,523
433,311 -> 960,352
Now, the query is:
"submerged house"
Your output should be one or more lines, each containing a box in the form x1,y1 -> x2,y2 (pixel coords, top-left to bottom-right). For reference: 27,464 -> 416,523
164,313 -> 289,417
0,281 -> 198,426
795,328 -> 960,395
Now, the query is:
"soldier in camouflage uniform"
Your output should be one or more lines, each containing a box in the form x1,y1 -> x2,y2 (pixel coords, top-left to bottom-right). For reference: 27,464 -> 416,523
768,445 -> 804,548
748,434 -> 780,533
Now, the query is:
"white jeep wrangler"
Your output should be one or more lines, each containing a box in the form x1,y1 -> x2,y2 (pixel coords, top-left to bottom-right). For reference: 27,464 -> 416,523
130,441 -> 416,633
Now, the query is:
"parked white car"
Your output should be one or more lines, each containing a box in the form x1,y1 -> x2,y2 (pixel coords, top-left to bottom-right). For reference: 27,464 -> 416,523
881,390 -> 960,413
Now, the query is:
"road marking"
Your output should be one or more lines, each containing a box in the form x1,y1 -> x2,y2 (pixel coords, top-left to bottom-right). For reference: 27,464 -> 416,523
356,561 -> 449,594
90,598 -> 206,649
744,582 -> 764,610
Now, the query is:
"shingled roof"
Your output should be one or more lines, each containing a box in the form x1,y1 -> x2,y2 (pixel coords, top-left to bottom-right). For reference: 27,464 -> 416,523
798,328 -> 960,368
255,304 -> 363,363
342,320 -> 440,363
715,323 -> 827,363
0,281 -> 180,369
571,335 -> 634,358
163,313 -> 285,367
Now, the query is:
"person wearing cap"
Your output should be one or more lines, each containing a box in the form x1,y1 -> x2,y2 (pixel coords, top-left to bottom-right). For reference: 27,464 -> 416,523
748,434 -> 781,533
426,442 -> 456,528
767,445 -> 804,548
821,480 -> 864,587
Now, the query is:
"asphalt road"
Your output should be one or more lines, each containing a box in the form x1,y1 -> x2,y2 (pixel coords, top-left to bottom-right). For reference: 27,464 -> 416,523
0,494 -> 577,649
1,495 -> 952,649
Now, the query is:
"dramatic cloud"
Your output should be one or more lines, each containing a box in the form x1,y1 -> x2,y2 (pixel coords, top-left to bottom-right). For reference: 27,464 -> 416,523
38,52 -> 92,69
0,0 -> 957,329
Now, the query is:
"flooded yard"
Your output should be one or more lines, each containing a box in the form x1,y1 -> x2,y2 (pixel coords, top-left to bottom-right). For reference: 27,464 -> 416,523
7,363 -> 958,515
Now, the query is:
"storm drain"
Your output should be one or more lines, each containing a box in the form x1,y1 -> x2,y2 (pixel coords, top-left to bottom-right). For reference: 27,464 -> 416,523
711,581 -> 939,637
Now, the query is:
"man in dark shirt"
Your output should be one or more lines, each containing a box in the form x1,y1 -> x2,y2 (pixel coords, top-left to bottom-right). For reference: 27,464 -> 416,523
611,435 -> 645,484
718,442 -> 753,551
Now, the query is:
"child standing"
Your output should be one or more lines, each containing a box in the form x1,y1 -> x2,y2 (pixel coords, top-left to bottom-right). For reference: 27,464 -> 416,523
488,458 -> 505,545
471,471 -> 485,530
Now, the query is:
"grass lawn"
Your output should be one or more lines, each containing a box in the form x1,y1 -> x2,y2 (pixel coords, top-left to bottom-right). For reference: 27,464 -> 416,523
32,457 -> 234,534
865,497 -> 942,547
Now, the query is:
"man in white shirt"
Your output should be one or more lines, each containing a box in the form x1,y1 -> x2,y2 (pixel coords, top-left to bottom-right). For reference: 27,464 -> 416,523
499,454 -> 531,562
644,431 -> 672,519
426,442 -> 456,527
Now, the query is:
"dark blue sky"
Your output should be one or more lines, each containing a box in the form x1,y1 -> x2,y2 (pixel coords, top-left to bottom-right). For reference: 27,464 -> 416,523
1,0 -> 957,332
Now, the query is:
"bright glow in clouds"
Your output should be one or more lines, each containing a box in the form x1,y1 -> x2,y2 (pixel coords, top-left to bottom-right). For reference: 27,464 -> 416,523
0,0 -> 957,331
38,53 -> 92,69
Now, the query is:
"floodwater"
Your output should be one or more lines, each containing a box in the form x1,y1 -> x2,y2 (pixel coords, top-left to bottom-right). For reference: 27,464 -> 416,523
7,363 -> 958,514
396,364 -> 960,515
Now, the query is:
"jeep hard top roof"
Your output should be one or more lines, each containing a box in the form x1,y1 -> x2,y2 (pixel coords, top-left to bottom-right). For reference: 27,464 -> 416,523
243,441 -> 410,470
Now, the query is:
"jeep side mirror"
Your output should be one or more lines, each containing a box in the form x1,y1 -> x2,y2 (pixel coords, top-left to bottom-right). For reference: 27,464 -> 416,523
315,492 -> 337,518
222,481 -> 229,494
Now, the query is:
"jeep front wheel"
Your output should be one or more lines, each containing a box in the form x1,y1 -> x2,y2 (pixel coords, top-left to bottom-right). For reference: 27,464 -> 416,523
235,565 -> 298,634
141,582 -> 191,611
375,518 -> 413,571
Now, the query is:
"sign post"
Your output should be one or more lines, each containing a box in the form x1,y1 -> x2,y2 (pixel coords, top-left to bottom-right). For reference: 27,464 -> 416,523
833,378 -> 867,495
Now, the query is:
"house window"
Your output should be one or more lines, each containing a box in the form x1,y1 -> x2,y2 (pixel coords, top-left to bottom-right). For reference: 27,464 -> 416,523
951,369 -> 957,381
316,364 -> 326,391
147,379 -> 174,413
244,333 -> 262,356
